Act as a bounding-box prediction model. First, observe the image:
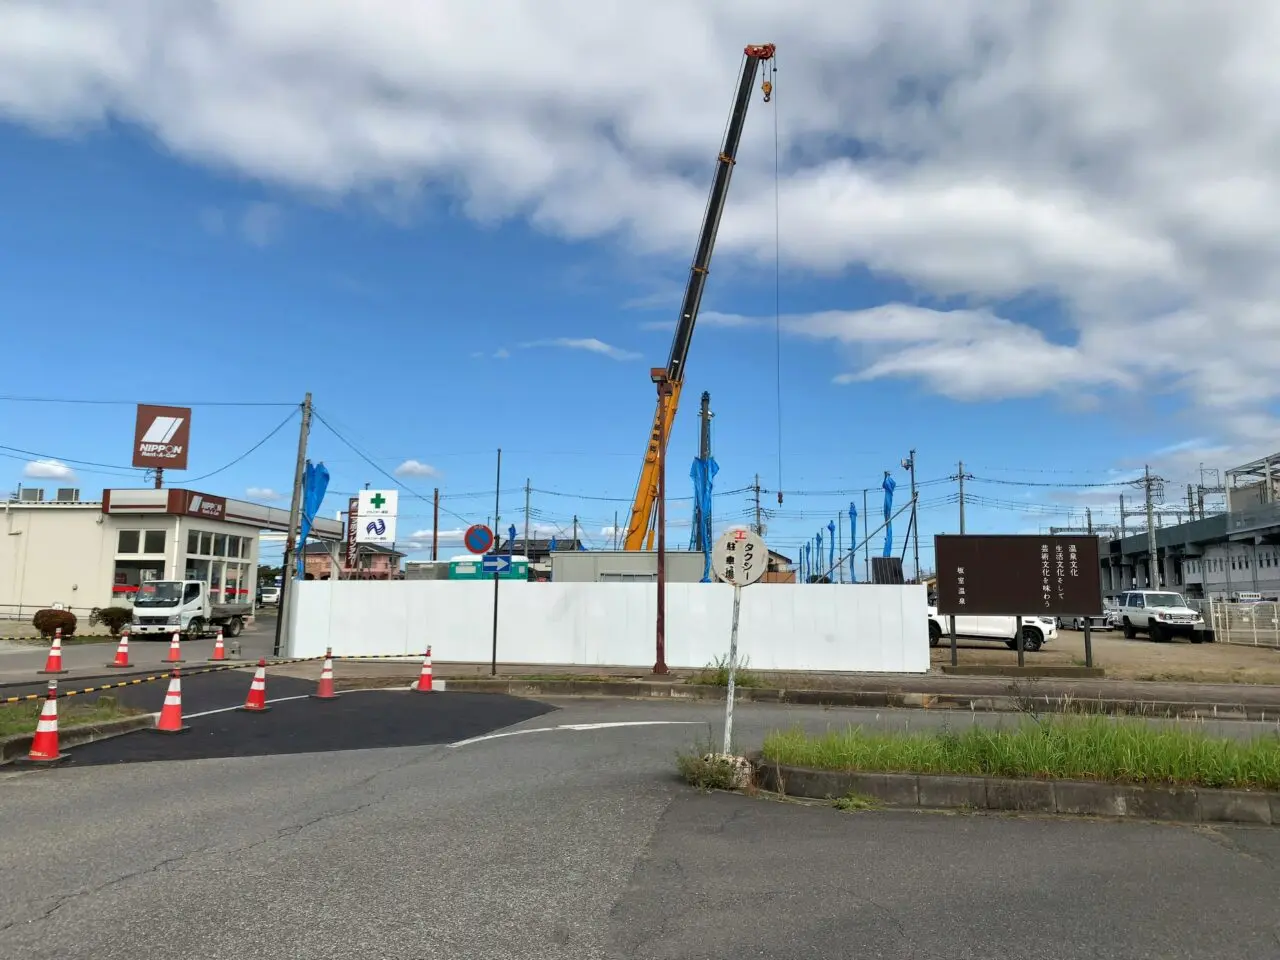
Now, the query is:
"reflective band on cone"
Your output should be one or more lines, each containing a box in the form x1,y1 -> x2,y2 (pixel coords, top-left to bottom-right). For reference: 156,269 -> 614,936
239,659 -> 270,712
414,646 -> 433,693
166,632 -> 184,663
107,631 -> 133,668
208,628 -> 226,663
38,628 -> 68,675
24,680 -> 64,763
152,668 -> 191,734
311,648 -> 339,700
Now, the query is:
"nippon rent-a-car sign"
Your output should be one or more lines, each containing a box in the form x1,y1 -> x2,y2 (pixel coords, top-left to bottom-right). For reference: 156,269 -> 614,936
132,404 -> 191,470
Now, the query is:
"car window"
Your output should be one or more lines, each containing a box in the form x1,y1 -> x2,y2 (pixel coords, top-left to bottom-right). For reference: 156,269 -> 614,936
183,582 -> 201,603
1133,595 -> 1144,608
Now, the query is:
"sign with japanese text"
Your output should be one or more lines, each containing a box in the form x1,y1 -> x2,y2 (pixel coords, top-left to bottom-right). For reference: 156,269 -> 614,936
712,528 -> 768,587
346,497 -> 359,568
358,489 -> 398,517
933,534 -> 1102,616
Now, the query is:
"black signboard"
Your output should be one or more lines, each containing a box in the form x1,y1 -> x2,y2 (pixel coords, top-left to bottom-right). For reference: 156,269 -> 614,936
934,535 -> 1102,616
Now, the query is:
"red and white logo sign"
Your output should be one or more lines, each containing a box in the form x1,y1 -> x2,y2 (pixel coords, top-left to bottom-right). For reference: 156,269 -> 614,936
132,404 -> 192,470
185,493 -> 225,520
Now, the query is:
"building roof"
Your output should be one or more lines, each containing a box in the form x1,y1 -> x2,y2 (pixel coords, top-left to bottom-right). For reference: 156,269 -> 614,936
501,537 -> 583,553
304,542 -> 405,559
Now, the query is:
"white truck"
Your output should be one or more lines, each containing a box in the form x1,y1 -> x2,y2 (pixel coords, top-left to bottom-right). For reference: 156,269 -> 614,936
130,580 -> 249,639
927,607 -> 1058,652
1115,590 -> 1206,643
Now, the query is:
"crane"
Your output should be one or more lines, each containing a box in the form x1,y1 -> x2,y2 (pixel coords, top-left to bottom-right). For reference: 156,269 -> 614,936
621,43 -> 776,551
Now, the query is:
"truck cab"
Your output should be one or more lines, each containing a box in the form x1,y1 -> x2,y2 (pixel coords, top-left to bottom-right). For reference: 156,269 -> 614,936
130,580 -> 248,639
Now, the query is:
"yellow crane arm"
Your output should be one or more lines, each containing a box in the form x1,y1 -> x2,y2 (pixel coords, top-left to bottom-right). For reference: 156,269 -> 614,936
622,380 -> 684,551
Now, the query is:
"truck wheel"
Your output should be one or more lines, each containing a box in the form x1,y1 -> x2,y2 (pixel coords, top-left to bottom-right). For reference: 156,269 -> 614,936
1189,632 -> 1203,644
928,621 -> 941,648
1122,619 -> 1136,639
185,617 -> 206,639
224,617 -> 243,639
1149,621 -> 1167,643
1021,627 -> 1044,652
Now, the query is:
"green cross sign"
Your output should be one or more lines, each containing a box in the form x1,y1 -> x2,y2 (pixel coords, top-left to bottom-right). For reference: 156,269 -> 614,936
370,493 -> 386,509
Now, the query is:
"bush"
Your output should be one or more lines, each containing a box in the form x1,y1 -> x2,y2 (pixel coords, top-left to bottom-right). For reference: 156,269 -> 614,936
676,750 -> 754,791
32,609 -> 78,638
89,606 -> 134,637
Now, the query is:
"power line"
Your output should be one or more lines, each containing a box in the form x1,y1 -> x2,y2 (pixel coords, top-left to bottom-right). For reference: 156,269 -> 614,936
0,443 -> 144,476
0,395 -> 296,407
184,408 -> 299,483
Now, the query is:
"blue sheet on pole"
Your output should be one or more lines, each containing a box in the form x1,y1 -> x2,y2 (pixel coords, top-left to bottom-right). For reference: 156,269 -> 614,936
848,502 -> 858,582
296,461 -> 330,578
689,456 -> 719,581
882,474 -> 896,559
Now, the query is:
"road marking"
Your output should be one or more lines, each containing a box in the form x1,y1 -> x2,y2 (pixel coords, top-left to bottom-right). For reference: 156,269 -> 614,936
185,695 -> 311,719
449,720 -> 702,748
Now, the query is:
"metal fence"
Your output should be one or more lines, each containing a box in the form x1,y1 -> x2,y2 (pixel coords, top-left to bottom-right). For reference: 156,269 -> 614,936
1206,600 -> 1280,649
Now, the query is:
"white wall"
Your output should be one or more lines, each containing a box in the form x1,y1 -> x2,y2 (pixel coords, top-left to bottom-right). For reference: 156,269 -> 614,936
0,506 -> 114,614
289,580 -> 929,673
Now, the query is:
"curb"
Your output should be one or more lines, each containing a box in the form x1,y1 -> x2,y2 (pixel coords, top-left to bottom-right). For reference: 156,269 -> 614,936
435,678 -> 1280,721
941,665 -> 1107,679
0,714 -> 156,765
752,758 -> 1280,826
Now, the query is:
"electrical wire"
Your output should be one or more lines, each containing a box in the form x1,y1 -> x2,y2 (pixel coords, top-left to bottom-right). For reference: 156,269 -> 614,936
0,443 -> 144,476
184,408 -> 299,483
0,395 -> 296,407
771,54 -> 785,508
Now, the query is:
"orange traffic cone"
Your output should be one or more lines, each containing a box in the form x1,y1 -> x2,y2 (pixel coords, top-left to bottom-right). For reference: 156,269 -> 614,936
153,668 -> 190,734
38,628 -> 68,675
165,631 -> 184,663
107,630 -> 133,668
311,648 -> 339,700
23,680 -> 65,763
208,627 -> 226,662
239,659 -> 270,712
413,646 -> 433,693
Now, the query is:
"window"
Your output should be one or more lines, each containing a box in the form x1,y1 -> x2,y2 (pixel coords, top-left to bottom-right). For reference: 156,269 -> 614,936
214,534 -> 227,557
143,530 -> 166,554
183,582 -> 201,603
188,530 -> 199,554
117,530 -> 140,554
200,533 -> 213,555
228,536 -> 240,558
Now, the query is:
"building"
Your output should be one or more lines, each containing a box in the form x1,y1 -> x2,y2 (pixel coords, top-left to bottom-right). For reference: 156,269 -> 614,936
1102,452 -> 1280,600
0,487 -> 343,619
303,542 -> 405,580
550,547 -> 797,584
500,536 -> 583,580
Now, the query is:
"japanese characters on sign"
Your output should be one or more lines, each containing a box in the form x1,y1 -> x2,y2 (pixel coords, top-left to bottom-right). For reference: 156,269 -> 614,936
712,528 -> 768,587
934,534 -> 1102,616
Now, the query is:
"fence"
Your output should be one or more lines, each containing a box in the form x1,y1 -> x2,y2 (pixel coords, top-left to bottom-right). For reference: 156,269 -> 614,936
0,603 -> 105,623
1206,600 -> 1280,649
289,580 -> 930,673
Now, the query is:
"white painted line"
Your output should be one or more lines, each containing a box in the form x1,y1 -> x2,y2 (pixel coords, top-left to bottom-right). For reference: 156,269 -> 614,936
449,720 -> 702,748
185,695 -> 310,719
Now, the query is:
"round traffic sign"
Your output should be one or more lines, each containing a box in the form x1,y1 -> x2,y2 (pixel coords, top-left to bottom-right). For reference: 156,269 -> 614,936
712,528 -> 768,587
463,524 -> 495,555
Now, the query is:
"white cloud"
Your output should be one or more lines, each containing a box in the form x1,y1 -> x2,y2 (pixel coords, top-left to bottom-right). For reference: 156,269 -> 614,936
200,201 -> 283,246
245,486 -> 284,501
4,3 -> 1280,447
520,337 -> 640,361
394,459 -> 438,478
22,459 -> 75,480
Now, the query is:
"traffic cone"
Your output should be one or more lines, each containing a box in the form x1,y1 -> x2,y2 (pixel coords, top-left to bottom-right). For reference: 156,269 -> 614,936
153,668 -> 190,734
38,628 -> 68,675
208,627 -> 226,662
106,630 -> 133,668
413,646 -> 433,693
239,659 -> 270,712
311,648 -> 339,700
165,631 -> 184,663
23,680 -> 65,763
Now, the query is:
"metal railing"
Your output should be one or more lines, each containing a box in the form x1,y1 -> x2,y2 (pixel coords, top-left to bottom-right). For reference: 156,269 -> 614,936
1206,599 -> 1280,649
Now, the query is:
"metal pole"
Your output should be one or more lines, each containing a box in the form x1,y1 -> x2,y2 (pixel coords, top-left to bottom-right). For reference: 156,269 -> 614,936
909,449 -> 919,581
863,488 -> 870,582
613,511 -> 619,550
722,583 -> 742,754
431,487 -> 439,561
949,615 -> 958,667
1015,614 -> 1024,668
1083,618 -> 1093,669
274,392 -> 312,658
655,380 -> 672,675
1145,465 -> 1160,588
524,478 -> 531,557
491,447 -> 502,677
153,467 -> 164,490
958,460 -> 965,534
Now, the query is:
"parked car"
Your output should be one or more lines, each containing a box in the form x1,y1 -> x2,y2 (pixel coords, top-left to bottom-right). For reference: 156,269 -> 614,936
1115,590 -> 1206,642
260,585 -> 280,605
1056,613 -> 1113,631
927,607 -> 1058,652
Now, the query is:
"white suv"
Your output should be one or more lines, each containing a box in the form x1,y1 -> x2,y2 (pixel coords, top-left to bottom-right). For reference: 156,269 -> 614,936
927,608 -> 1059,652
1116,590 -> 1205,643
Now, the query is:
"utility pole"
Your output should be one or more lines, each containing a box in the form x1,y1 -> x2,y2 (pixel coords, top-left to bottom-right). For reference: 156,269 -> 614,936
572,515 -> 579,549
274,392 -> 312,658
953,460 -> 972,534
1086,507 -> 1093,536
431,487 -> 439,561
613,510 -> 619,550
523,478 -> 531,556
752,473 -> 763,535
1119,494 -> 1127,538
695,391 -> 713,551
1187,484 -> 1196,522
1143,464 -> 1162,589
654,379 -> 673,675
490,448 -> 502,676
153,467 -> 164,490
863,488 -> 870,582
902,450 -> 918,581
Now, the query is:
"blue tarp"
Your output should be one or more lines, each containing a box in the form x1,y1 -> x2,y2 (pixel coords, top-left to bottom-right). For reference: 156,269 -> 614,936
882,474 -> 896,559
848,502 -> 858,582
803,541 -> 811,583
816,531 -> 823,581
508,524 -> 517,553
295,461 -> 330,578
689,456 -> 719,581
549,536 -> 558,551
827,521 -> 836,582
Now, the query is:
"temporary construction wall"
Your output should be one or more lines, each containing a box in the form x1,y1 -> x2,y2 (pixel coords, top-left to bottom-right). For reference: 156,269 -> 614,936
289,580 -> 929,673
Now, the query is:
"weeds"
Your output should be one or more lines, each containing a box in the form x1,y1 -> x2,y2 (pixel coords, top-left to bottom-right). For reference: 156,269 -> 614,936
688,654 -> 764,688
676,739 -> 754,792
761,717 -> 1280,790
832,792 -> 880,811
0,695 -> 143,739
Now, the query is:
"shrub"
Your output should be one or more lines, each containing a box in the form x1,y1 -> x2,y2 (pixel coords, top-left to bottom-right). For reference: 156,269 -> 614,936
89,606 -> 134,637
32,609 -> 78,638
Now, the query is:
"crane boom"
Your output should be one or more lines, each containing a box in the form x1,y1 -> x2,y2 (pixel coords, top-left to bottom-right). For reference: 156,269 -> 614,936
622,43 -> 775,552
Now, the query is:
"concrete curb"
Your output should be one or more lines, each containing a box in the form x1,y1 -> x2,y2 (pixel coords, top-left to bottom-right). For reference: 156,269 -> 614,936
0,713 -> 156,765
752,758 -> 1280,825
436,677 -> 1280,720
941,665 -> 1106,679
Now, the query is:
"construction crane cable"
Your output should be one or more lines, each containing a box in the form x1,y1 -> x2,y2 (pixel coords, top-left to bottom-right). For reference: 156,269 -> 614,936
771,55 -> 785,510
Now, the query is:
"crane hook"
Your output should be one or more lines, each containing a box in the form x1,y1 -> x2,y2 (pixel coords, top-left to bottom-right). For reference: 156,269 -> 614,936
777,490 -> 784,505
761,79 -> 773,103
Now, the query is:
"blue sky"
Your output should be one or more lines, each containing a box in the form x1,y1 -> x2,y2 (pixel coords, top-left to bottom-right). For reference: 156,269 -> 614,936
1,4 -> 1274,575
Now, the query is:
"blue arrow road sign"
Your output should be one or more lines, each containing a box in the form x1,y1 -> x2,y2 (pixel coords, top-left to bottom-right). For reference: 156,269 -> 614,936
482,554 -> 512,575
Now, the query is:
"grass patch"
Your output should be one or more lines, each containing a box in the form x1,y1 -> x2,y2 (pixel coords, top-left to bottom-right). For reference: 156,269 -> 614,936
676,745 -> 752,791
832,792 -> 880,811
761,718 -> 1280,791
0,695 -> 144,739
688,654 -> 764,688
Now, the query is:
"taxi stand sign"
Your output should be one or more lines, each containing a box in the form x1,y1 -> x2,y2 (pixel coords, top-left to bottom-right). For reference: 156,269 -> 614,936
711,527 -> 768,755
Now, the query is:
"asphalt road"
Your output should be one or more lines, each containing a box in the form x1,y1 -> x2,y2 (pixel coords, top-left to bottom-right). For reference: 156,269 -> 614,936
4,696 -> 1280,958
